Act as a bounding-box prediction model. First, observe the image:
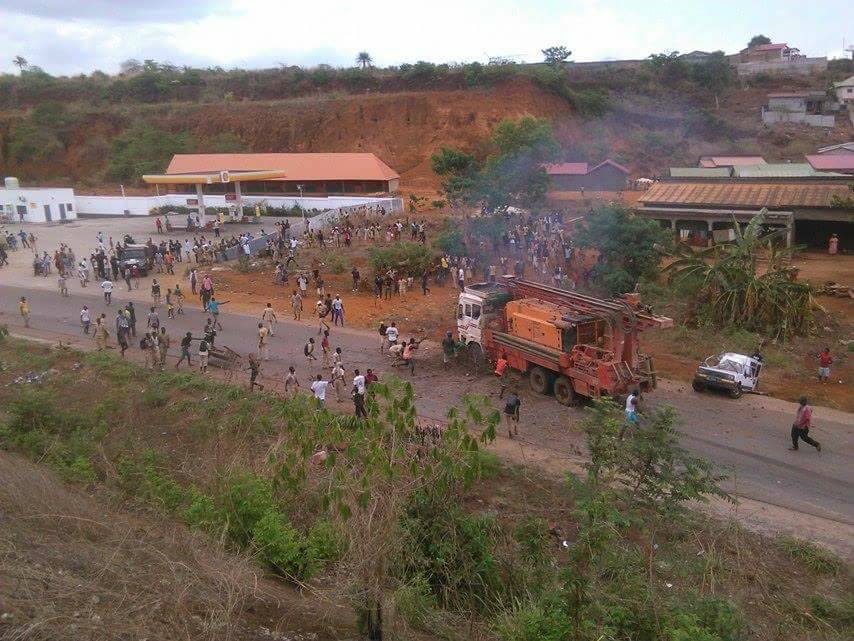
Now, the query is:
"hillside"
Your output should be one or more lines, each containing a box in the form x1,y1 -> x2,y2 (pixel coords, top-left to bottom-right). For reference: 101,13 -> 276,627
1,63 -> 852,195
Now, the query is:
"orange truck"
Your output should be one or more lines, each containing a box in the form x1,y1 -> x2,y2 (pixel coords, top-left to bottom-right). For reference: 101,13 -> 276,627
456,277 -> 673,405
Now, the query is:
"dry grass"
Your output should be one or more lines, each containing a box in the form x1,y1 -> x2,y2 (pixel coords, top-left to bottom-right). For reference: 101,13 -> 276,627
0,452 -> 352,641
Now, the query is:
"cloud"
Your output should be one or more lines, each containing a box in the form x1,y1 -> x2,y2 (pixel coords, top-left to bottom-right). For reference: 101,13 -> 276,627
0,0 -> 233,22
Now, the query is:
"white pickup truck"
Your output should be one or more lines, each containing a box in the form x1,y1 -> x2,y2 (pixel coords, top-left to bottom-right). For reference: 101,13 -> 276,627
692,352 -> 762,399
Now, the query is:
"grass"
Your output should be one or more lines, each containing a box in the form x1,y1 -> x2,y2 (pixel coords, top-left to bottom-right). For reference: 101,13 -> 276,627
779,537 -> 842,575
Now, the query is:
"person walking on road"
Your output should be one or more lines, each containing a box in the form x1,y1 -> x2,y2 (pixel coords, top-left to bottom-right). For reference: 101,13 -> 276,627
284,366 -> 300,397
198,338 -> 210,374
291,290 -> 303,321
18,296 -> 30,328
158,327 -> 171,370
176,332 -> 194,369
352,369 -> 367,418
80,305 -> 91,334
320,330 -> 331,367
790,397 -> 821,452
331,361 -> 346,402
261,303 -> 278,336
93,315 -> 109,351
818,347 -> 833,383
247,354 -> 265,392
304,337 -> 317,364
101,277 -> 114,305
503,389 -> 521,439
331,295 -> 344,326
151,279 -> 161,306
147,306 -> 160,331
126,302 -> 137,338
257,323 -> 270,361
208,297 -> 226,330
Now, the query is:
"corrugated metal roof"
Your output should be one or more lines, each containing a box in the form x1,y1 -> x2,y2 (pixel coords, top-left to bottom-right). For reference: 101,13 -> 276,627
806,155 -> 854,171
732,163 -> 821,178
670,167 -> 732,178
166,153 -> 400,181
588,159 -> 629,174
816,142 -> 854,154
638,181 -> 852,208
698,155 -> 767,168
544,162 -> 588,175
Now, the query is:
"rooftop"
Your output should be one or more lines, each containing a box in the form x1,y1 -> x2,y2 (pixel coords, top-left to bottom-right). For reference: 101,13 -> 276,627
165,153 -> 400,181
805,155 -> 854,172
698,155 -> 767,168
767,91 -> 826,99
589,159 -> 629,174
544,162 -> 588,176
732,163 -> 829,178
834,75 -> 854,87
752,43 -> 788,51
670,167 -> 732,178
816,142 -> 854,154
638,181 -> 852,209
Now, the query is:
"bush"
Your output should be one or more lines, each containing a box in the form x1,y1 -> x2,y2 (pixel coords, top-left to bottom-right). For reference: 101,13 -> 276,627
495,600 -> 573,641
252,511 -> 315,579
108,123 -> 196,184
367,242 -> 434,276
778,537 -> 841,575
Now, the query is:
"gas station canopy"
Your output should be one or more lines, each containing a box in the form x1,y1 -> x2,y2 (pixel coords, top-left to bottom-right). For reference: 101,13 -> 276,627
141,169 -> 288,184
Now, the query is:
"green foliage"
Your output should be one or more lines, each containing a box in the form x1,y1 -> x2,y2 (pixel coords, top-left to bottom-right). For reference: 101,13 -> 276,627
646,51 -> 689,86
108,123 -> 196,184
530,66 -> 609,116
778,537 -> 841,575
574,205 -> 671,295
541,46 -> 572,66
807,594 -> 854,629
7,121 -> 63,163
433,220 -> 467,256
665,210 -> 812,339
495,599 -> 573,641
327,255 -> 347,274
748,34 -> 772,47
393,575 -> 440,631
252,511 -> 317,578
367,242 -> 434,276
204,131 -> 247,153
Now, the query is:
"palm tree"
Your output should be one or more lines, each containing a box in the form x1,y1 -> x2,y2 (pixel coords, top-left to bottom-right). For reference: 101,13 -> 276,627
12,56 -> 28,75
356,52 -> 373,69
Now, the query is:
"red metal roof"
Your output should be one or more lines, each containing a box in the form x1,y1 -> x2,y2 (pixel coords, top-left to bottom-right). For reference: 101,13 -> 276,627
805,155 -> 854,172
544,162 -> 588,175
753,43 -> 788,51
166,153 -> 399,181
638,181 -> 851,208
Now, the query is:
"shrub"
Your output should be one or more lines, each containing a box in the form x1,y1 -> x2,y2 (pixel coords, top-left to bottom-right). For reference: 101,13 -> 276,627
495,600 -> 573,641
393,575 -> 440,631
367,242 -> 434,276
251,511 -> 315,579
778,537 -> 841,574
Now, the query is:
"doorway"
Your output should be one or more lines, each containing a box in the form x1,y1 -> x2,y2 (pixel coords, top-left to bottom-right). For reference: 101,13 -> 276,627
59,203 -> 67,220
44,204 -> 52,222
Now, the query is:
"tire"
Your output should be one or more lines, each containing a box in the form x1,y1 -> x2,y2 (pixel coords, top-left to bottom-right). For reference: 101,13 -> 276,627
529,366 -> 553,395
729,384 -> 743,399
692,380 -> 705,393
553,376 -> 577,406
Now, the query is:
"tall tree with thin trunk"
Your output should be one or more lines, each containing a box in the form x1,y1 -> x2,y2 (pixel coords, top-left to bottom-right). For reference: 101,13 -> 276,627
356,51 -> 373,69
12,56 -> 28,75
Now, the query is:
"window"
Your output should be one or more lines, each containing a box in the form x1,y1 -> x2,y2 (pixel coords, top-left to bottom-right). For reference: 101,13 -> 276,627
472,304 -> 481,320
66,203 -> 73,211
464,304 -> 471,317
457,304 -> 463,319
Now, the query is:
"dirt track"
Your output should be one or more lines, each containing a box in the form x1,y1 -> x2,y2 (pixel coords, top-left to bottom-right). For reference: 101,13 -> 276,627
2,283 -> 852,559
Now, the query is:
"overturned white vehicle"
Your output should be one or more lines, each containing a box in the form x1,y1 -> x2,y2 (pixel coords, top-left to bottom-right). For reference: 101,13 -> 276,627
692,352 -> 762,399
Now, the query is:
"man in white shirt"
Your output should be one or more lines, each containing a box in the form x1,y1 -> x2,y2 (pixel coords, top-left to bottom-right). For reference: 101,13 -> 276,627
385,322 -> 399,346
310,374 -> 329,405
260,302 -> 277,336
352,368 -> 368,418
101,278 -> 114,305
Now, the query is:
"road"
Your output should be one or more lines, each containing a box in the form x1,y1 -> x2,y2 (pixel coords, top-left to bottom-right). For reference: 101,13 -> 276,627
1,283 -> 852,557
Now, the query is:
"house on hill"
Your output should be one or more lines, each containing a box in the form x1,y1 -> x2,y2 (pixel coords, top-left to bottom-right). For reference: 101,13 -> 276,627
545,159 -> 628,192
698,155 -> 766,169
834,76 -> 854,105
761,91 -> 835,127
739,43 -> 802,63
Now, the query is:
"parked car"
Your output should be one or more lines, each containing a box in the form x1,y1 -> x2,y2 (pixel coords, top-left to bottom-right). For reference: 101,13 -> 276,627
692,352 -> 762,399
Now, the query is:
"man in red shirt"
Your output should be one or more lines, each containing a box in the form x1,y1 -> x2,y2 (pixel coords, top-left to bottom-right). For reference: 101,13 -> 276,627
818,347 -> 833,383
790,397 -> 821,452
495,352 -> 509,399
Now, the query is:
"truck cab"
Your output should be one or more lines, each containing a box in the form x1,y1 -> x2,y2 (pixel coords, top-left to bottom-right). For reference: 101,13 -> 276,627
457,283 -> 509,347
118,244 -> 154,277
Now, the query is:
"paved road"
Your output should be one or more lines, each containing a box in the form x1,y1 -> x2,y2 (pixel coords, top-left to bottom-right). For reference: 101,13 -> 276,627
1,284 -> 852,556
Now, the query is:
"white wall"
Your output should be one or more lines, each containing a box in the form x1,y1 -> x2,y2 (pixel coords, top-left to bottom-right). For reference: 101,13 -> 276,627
737,57 -> 827,77
761,110 -> 835,127
0,187 -> 77,223
76,193 -> 403,217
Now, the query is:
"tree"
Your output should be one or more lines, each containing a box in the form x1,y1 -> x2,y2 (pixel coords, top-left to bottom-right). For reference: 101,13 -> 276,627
646,51 -> 688,85
689,51 -> 734,109
748,34 -> 771,48
574,205 -> 671,295
664,209 -> 811,339
108,123 -> 196,184
120,58 -> 143,74
12,56 -> 28,74
356,51 -> 373,69
541,46 -> 572,66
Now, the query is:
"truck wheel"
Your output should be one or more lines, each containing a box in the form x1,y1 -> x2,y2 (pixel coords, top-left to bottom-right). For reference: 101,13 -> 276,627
692,380 -> 705,393
553,376 -> 577,406
729,384 -> 743,399
529,367 -> 553,395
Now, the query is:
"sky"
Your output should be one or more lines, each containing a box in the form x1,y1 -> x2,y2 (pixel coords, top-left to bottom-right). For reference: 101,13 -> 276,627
0,0 -> 852,76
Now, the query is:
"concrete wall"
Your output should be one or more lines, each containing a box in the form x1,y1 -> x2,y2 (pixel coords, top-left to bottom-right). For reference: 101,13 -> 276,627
761,110 -> 835,127
768,96 -> 806,112
737,57 -> 827,77
0,187 -> 77,223
76,193 -> 403,217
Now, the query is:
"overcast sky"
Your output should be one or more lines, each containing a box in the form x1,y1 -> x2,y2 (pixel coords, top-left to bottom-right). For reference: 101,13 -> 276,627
1,0 -> 852,76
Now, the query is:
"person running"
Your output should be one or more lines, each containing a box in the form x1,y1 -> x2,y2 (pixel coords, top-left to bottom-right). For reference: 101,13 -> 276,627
165,289 -> 175,319
503,389 -> 521,439
790,397 -> 821,452
442,331 -> 456,368
304,337 -> 317,364
247,354 -> 265,392
18,296 -> 30,328
352,369 -> 367,418
176,332 -> 194,369
401,338 -> 420,374
80,305 -> 91,334
817,347 -> 833,383
101,277 -> 114,305
261,302 -> 278,336
310,374 -> 329,406
284,366 -> 300,397
291,290 -> 303,321
257,323 -> 270,361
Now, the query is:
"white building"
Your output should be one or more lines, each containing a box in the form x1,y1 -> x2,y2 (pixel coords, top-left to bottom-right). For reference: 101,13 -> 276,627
834,75 -> 854,105
1,178 -> 77,223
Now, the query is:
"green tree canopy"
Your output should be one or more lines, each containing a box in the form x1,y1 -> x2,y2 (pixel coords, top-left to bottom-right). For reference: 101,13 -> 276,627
108,123 -> 196,184
541,45 -> 572,66
574,205 -> 670,295
748,34 -> 772,47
